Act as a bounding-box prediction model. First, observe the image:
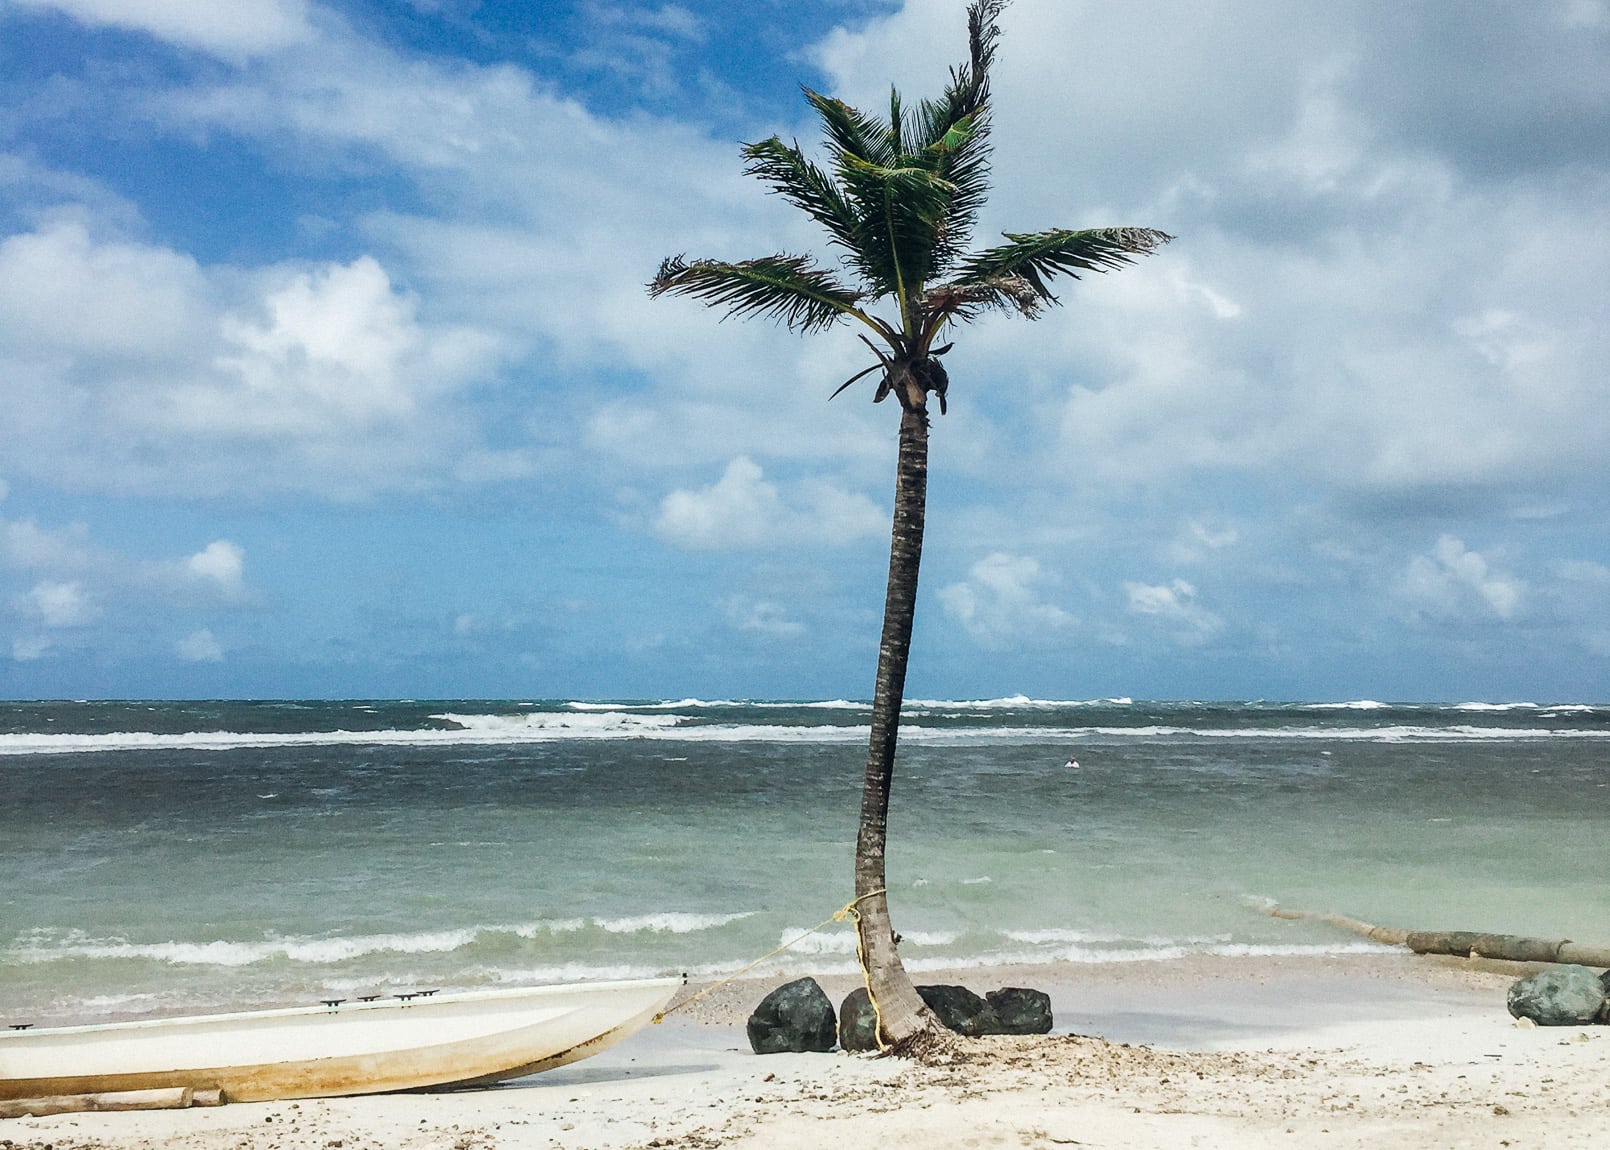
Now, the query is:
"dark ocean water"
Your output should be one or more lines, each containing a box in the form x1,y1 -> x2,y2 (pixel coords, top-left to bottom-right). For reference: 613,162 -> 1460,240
3,697 -> 1607,1025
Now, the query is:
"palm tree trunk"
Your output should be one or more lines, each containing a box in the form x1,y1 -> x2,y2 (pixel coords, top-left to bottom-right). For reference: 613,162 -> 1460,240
853,401 -> 944,1049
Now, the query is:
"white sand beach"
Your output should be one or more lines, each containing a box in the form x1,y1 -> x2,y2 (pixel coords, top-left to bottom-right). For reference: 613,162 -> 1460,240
7,952 -> 1607,1149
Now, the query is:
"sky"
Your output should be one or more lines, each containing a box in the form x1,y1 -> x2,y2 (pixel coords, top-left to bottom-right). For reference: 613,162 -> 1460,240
1,0 -> 1607,703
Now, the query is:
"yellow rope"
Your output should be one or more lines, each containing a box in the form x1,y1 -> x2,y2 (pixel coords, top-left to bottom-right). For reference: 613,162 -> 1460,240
839,894 -> 890,1053
652,889 -> 887,1026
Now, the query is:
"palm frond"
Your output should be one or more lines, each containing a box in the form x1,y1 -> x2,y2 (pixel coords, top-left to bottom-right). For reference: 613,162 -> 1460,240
798,87 -> 940,298
951,227 -> 1173,305
921,275 -> 1043,323
649,255 -> 864,333
917,0 -> 1004,149
804,89 -> 895,168
649,0 -> 1174,398
835,155 -> 958,305
828,360 -> 886,402
742,137 -> 861,255
921,110 -> 991,271
966,1 -> 1008,83
837,156 -> 956,226
792,4 -> 1011,295
906,0 -> 1006,270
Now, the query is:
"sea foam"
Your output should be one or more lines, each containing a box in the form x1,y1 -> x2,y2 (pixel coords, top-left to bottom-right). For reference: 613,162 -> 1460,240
9,913 -> 759,968
5,715 -> 1608,756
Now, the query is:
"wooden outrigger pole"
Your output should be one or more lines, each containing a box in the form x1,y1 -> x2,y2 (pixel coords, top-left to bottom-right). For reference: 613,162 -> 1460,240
1263,904 -> 1610,967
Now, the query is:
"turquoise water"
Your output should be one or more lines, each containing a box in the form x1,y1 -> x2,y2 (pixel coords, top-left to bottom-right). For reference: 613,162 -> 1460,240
3,698 -> 1607,1025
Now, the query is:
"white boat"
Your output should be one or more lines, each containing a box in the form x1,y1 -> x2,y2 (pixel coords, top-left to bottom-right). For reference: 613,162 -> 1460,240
0,978 -> 681,1103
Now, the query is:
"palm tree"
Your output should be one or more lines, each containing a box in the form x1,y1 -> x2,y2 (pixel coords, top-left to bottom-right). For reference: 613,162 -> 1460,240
649,0 -> 1169,1050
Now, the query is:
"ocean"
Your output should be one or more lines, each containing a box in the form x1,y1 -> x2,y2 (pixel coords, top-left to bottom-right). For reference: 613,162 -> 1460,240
3,698 -> 1607,1026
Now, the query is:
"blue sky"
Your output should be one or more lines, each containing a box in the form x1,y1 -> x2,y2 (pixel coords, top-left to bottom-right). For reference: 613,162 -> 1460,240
1,0 -> 1607,703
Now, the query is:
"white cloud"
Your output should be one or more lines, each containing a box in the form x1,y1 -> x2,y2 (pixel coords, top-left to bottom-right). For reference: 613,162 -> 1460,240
175,627 -> 224,662
1,511 -> 258,640
808,0 -> 1610,515
0,218 -> 210,358
1400,535 -> 1525,622
12,635 -> 51,662
0,225 -> 505,497
938,553 -> 1074,646
8,0 -> 314,58
654,457 -> 883,550
565,3 -> 708,98
18,579 -> 98,627
185,540 -> 246,598
9,3 -> 1603,520
1542,558 -> 1610,656
1553,559 -> 1610,588
1563,0 -> 1608,30
186,257 -> 448,434
231,257 -> 416,391
576,2 -> 704,42
1169,267 -> 1243,321
656,458 -> 782,549
1165,517 -> 1241,565
2,1 -> 1607,695
448,609 -> 532,640
1,517 -> 96,571
1124,578 -> 1223,645
723,597 -> 806,639
453,449 -> 543,485
1455,308 -> 1558,373
1244,56 -> 1365,194
137,18 -> 902,485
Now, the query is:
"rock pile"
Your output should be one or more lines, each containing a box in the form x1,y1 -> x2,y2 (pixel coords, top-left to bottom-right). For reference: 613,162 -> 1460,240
746,978 -> 1052,1054
750,968 -> 1610,1050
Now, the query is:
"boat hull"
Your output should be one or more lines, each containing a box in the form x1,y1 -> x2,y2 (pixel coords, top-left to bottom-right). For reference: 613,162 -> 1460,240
0,978 -> 680,1103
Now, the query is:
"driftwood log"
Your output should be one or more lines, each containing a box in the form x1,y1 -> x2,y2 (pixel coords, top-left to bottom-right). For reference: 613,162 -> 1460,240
1264,904 -> 1610,967
0,1086 -> 225,1119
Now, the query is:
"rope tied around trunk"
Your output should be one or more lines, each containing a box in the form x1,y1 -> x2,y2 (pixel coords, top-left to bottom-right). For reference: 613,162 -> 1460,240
839,889 -> 890,1052
652,889 -> 888,1027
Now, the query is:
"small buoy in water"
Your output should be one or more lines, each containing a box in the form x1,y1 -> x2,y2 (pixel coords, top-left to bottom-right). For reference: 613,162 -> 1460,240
1064,758 -> 1080,769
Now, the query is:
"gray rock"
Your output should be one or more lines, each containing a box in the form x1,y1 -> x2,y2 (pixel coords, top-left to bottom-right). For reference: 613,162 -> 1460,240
1506,965 -> 1607,1026
747,977 -> 836,1054
1600,969 -> 1610,1024
836,982 -> 1055,1047
838,986 -> 879,1052
986,987 -> 1053,1034
916,984 -> 999,1037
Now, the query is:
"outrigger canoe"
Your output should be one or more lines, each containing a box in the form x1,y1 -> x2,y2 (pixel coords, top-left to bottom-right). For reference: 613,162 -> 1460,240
0,977 -> 680,1104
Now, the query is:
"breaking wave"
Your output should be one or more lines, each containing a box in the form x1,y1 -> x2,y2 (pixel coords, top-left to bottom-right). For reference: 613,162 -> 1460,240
6,717 -> 1608,756
8,913 -> 757,968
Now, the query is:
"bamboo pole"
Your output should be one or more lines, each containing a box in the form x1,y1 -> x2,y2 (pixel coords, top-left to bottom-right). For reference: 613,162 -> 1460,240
1264,905 -> 1409,946
1262,903 -> 1610,967
0,1085 -> 223,1119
